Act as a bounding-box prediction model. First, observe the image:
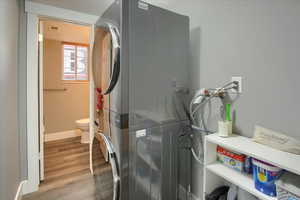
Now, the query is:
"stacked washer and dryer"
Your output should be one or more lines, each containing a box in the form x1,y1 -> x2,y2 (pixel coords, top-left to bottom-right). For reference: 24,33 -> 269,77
92,1 -> 191,200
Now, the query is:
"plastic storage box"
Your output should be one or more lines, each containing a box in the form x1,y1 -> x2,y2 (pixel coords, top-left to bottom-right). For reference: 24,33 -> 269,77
276,172 -> 300,200
217,146 -> 246,172
252,158 -> 282,197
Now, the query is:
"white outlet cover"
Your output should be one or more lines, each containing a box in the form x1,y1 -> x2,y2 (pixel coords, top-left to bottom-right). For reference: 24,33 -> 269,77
231,76 -> 242,93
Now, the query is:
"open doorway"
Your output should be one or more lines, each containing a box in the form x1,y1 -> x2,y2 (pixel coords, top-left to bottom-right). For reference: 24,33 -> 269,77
23,18 -> 113,199
41,19 -> 91,143
40,19 -> 92,182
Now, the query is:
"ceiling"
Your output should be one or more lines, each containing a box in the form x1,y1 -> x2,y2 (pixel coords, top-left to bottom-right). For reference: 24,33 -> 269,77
29,0 -> 173,16
29,0 -> 114,16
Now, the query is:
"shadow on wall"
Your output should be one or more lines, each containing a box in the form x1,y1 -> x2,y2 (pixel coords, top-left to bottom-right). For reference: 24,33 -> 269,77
189,27 -> 244,200
189,27 -> 201,91
189,26 -> 242,134
189,26 -> 203,200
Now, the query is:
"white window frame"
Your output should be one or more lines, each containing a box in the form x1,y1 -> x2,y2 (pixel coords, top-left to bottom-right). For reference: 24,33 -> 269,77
62,42 -> 90,82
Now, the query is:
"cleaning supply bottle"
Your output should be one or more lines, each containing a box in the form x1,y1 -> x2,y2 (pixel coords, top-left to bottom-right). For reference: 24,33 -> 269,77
218,103 -> 233,137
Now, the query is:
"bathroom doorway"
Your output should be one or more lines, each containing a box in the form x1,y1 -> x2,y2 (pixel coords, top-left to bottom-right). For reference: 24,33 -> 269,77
24,3 -> 115,195
32,19 -> 112,196
40,19 -> 91,181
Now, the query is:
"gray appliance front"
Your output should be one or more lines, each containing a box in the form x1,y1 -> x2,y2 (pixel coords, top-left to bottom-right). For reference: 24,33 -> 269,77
128,2 -> 191,200
108,110 -> 129,200
94,1 -> 191,200
129,121 -> 191,200
129,2 -> 190,126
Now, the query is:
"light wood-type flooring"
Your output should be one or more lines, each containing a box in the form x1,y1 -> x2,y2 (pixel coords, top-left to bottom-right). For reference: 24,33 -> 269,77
23,137 -> 113,200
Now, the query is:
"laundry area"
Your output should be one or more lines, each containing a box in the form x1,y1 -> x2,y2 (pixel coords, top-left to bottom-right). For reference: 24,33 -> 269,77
1,0 -> 300,200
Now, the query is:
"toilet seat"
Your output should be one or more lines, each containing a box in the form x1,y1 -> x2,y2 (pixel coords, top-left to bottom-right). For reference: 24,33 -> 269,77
76,118 -> 90,144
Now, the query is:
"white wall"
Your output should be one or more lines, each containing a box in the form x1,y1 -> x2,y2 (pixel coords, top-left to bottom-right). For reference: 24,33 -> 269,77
43,39 -> 90,133
42,21 -> 90,134
43,20 -> 90,44
0,0 -> 21,199
167,0 -> 300,199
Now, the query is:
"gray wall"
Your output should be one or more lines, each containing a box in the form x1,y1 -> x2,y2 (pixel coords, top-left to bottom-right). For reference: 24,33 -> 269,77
0,0 -> 22,199
167,0 -> 300,199
19,0 -> 28,181
169,0 -> 300,140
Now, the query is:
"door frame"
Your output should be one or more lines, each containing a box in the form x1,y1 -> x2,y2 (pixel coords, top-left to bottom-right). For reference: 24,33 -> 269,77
24,1 -> 98,194
38,20 -> 45,181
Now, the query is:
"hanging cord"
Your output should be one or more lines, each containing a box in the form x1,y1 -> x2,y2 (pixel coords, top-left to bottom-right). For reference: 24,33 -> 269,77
189,96 -> 207,165
191,146 -> 203,164
186,81 -> 239,200
191,82 -> 235,119
189,81 -> 238,165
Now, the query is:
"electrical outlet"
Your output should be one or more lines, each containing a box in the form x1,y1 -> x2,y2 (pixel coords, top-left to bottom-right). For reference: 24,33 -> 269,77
231,76 -> 242,93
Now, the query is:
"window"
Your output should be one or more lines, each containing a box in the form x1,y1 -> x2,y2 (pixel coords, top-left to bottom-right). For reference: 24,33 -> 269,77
62,43 -> 89,81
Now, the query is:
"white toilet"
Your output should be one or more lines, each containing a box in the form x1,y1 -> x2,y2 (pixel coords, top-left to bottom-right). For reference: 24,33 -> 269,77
76,118 -> 90,144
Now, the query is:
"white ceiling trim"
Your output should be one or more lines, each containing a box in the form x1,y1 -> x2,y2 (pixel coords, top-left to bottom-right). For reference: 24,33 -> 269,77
144,0 -> 170,6
25,1 -> 100,25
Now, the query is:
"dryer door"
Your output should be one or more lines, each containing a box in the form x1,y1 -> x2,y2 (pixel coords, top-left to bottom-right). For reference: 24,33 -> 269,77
97,132 -> 120,200
92,24 -> 120,95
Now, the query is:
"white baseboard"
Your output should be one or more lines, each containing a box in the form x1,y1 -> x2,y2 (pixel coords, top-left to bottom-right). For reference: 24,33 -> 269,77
178,184 -> 201,200
44,129 -> 81,142
14,180 -> 27,200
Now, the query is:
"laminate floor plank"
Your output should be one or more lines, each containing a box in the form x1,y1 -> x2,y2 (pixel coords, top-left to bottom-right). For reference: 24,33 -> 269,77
23,137 -> 113,200
45,156 -> 104,174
